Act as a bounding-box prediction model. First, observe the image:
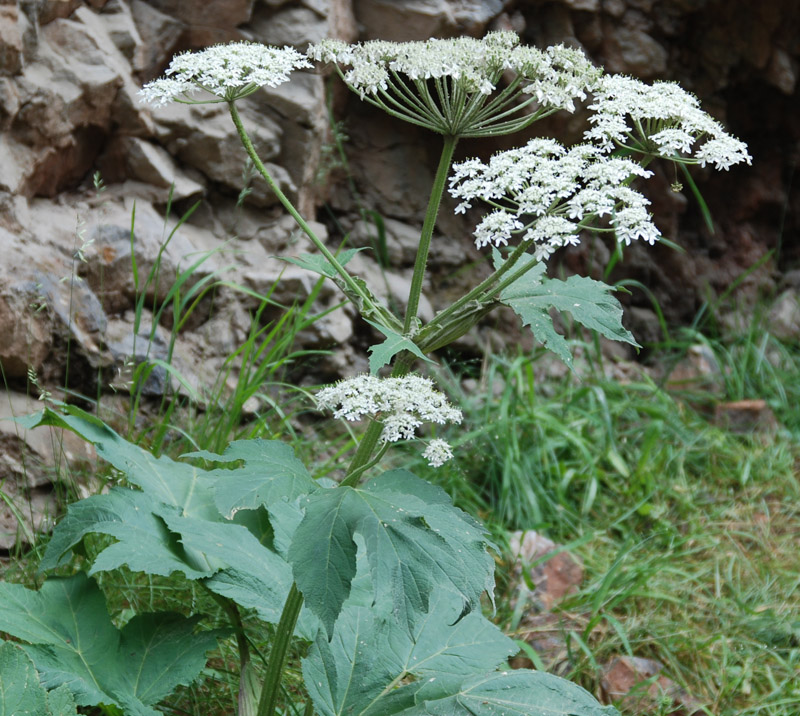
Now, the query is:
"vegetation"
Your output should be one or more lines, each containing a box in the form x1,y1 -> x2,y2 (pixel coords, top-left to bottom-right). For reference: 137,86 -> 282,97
2,29 -> 795,716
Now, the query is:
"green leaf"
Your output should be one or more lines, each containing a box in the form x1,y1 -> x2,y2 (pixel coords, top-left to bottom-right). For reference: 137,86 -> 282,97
30,409 -> 309,623
18,406 -> 218,521
283,248 -> 366,278
0,574 -> 224,714
39,488 -> 212,578
0,641 -> 75,716
364,320 -> 434,375
402,669 -> 619,716
288,470 -> 495,636
303,588 -> 517,716
183,439 -> 316,519
493,252 -> 639,367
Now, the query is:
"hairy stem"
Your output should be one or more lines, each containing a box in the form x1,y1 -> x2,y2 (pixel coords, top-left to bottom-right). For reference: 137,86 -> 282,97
228,101 -> 382,320
256,583 -> 305,716
403,135 -> 459,334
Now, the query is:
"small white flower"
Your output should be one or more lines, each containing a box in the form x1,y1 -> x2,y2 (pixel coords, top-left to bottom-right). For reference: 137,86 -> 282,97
317,375 -> 462,447
140,42 -> 311,106
423,439 -> 455,467
308,32 -> 599,137
450,138 -> 658,254
585,74 -> 751,169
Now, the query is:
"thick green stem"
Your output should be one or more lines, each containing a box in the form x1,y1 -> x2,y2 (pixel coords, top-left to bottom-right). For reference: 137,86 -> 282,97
256,583 -> 305,716
403,135 -> 458,334
416,239 -> 534,349
228,101 -> 381,319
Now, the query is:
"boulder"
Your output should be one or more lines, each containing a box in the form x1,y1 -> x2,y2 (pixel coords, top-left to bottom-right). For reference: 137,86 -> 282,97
151,101 -> 293,207
0,4 -> 23,75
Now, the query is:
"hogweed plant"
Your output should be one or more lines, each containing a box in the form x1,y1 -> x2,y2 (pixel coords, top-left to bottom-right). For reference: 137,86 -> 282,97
2,32 -> 750,716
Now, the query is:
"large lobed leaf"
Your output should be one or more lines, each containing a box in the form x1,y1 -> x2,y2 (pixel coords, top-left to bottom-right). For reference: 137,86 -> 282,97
0,642 -> 77,716
184,439 -> 316,519
399,670 -> 619,716
0,574 -> 224,715
23,406 -> 314,630
303,588 -> 518,716
288,470 -> 495,636
493,252 -> 638,367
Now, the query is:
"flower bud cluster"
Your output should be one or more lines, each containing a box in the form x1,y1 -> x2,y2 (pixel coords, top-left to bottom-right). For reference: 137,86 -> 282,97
317,375 -> 462,465
449,139 -> 658,259
139,42 -> 311,106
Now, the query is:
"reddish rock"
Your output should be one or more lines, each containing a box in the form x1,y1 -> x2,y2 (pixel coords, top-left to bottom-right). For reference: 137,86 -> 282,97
509,530 -> 584,610
714,399 -> 779,433
602,656 -> 704,715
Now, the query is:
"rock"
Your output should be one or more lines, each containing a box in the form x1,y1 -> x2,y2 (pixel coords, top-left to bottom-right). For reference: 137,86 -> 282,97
766,48 -> 797,95
141,0 -> 255,31
37,0 -> 83,25
347,111 -> 433,220
99,136 -> 205,201
0,77 -> 19,130
601,656 -> 704,715
104,311 -> 172,396
151,101 -> 292,207
78,198 -> 224,314
130,0 -> 184,80
355,0 -> 452,41
0,5 -> 23,75
768,289 -> 800,341
0,391 -> 96,488
602,0 -> 626,18
666,344 -> 723,394
249,5 -> 328,50
509,530 -> 584,610
601,23 -> 668,77
97,0 -> 145,72
714,399 -> 779,433
355,0 -> 503,40
0,278 -> 53,378
562,0 -> 599,10
0,390 -> 97,550
510,612 -> 580,675
251,70 -> 327,216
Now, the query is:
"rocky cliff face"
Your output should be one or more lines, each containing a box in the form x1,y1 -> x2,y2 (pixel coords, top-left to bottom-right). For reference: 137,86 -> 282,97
0,1 -> 798,544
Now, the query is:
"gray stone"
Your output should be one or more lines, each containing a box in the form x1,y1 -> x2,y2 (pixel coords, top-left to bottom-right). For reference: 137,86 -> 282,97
151,101 -> 292,206
602,22 -> 668,77
561,0 -> 600,11
766,48 -> 797,95
0,279 -> 53,377
0,77 -> 20,130
0,5 -> 23,75
249,5 -> 328,50
97,0 -> 146,72
130,0 -> 184,80
355,0 -> 451,41
768,289 -> 800,342
115,136 -> 205,200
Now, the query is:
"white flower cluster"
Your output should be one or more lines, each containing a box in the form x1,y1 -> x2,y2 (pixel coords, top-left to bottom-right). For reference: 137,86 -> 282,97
585,74 -> 752,170
308,32 -> 599,111
316,375 -> 462,464
422,439 -> 455,468
449,139 -> 659,259
139,42 -> 311,107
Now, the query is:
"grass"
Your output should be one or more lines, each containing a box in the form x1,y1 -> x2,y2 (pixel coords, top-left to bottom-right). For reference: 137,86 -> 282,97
417,322 -> 800,716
